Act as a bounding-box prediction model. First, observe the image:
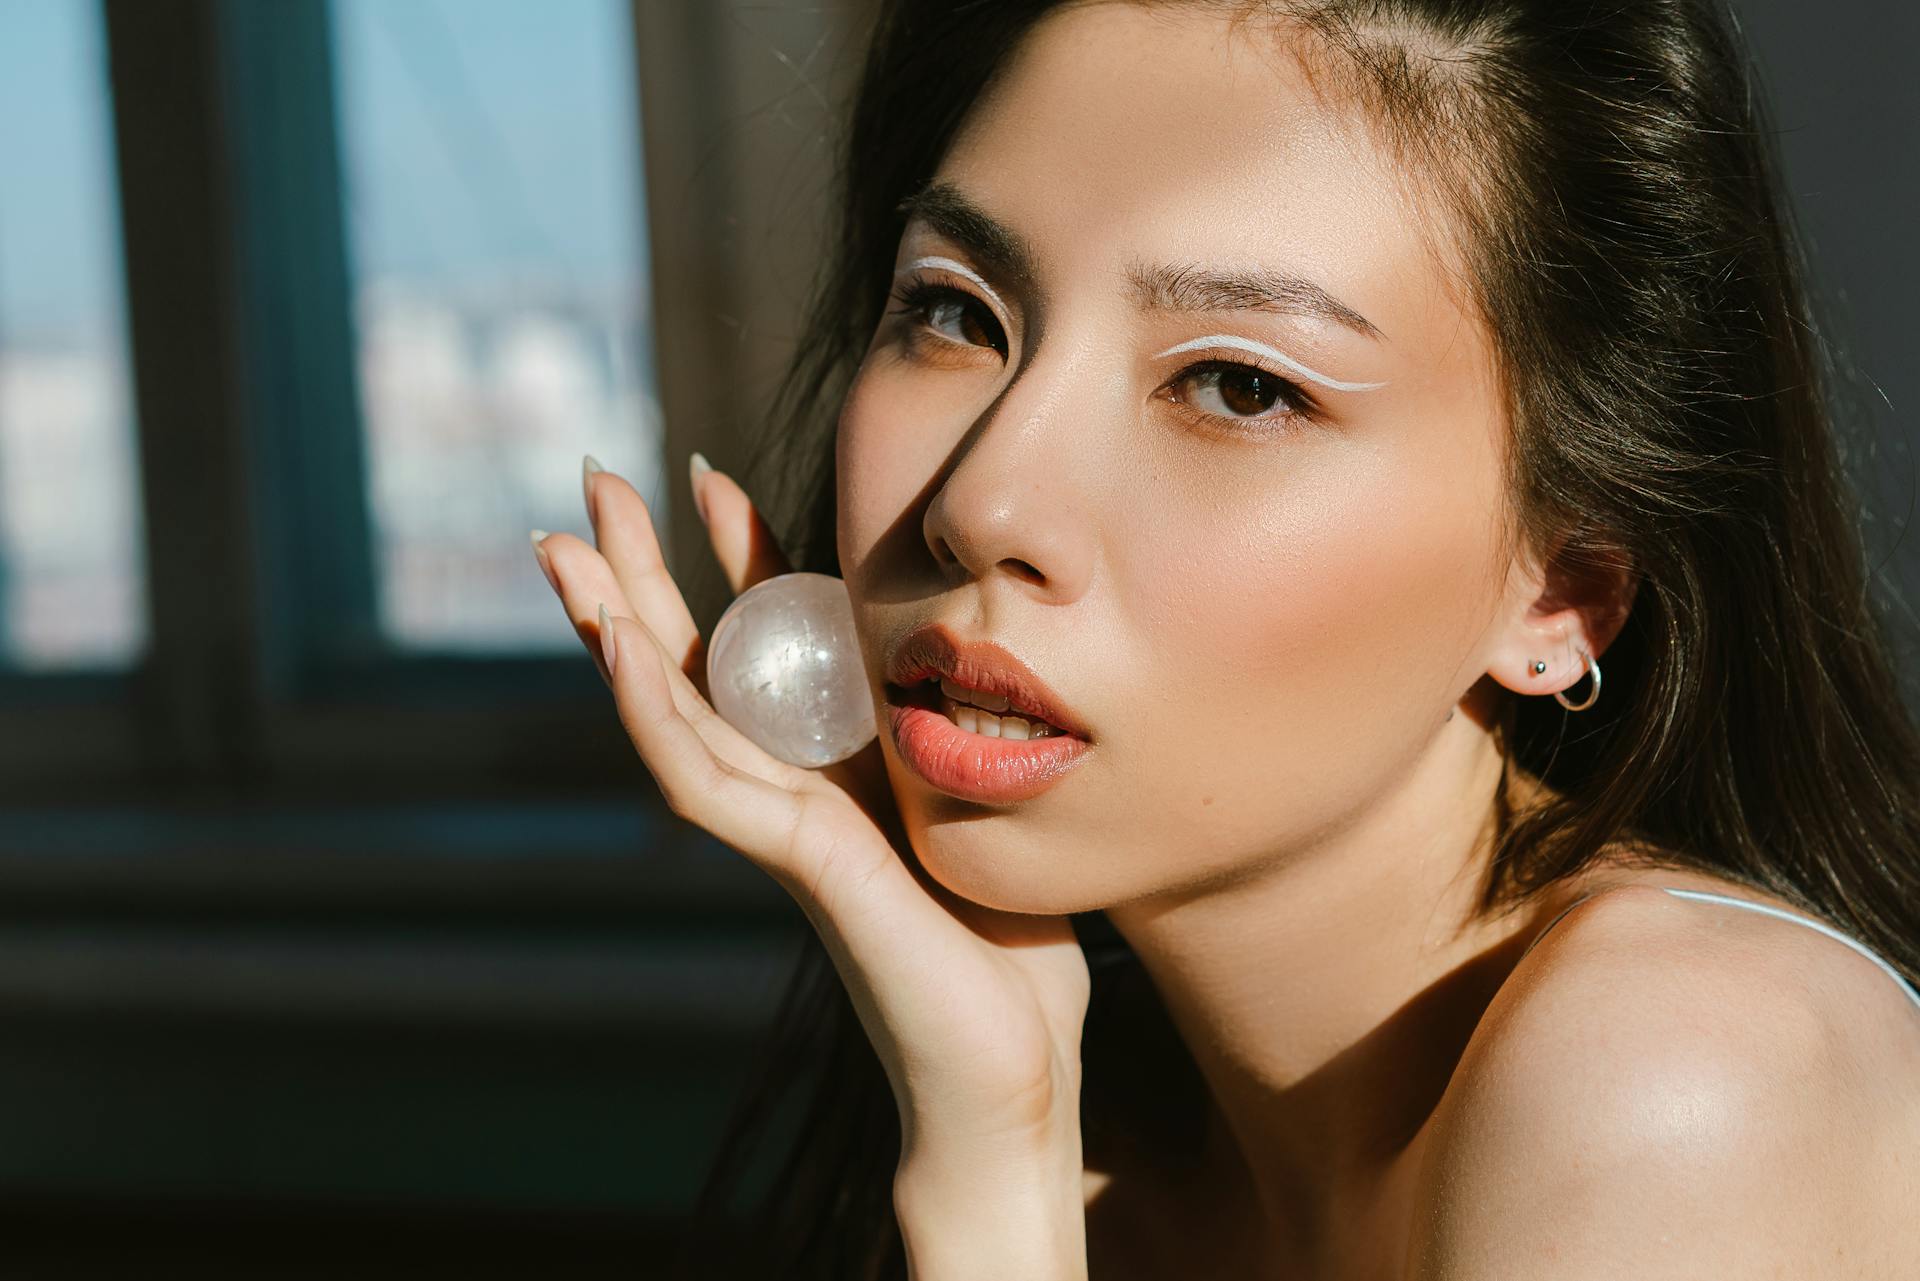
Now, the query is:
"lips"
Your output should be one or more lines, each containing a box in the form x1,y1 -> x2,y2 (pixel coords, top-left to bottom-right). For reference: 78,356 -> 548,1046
880,622 -> 1095,805
883,623 -> 1092,741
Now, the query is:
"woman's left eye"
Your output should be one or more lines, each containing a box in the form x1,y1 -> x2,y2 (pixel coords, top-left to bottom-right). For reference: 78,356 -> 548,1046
1166,361 -> 1315,426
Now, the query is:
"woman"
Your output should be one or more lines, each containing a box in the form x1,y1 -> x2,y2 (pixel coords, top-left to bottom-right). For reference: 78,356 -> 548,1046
531,0 -> 1920,1275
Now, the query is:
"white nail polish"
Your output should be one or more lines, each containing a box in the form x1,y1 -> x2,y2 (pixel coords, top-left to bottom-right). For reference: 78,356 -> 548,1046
529,529 -> 559,593
583,454 -> 604,523
598,602 -> 616,674
689,451 -> 712,525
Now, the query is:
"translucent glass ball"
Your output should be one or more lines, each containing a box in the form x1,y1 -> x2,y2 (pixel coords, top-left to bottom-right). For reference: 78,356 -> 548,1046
705,572 -> 876,769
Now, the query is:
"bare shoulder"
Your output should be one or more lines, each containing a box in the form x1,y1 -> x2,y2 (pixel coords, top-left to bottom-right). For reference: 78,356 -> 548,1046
1407,880 -> 1920,1280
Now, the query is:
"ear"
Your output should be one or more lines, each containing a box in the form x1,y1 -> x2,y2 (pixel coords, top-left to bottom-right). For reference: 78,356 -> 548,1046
1484,530 -> 1638,701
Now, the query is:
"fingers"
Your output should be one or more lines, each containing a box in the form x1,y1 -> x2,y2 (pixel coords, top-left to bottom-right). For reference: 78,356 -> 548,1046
690,452 -> 793,595
599,604 -> 820,877
601,599 -> 818,792
534,530 -> 636,688
582,456 -> 703,676
536,520 -> 809,791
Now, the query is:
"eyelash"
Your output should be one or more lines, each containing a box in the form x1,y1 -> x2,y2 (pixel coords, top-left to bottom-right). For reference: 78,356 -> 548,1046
883,276 -> 1322,434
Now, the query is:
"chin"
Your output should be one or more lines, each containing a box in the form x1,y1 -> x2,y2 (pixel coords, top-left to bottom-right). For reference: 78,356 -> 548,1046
907,827 -> 1110,917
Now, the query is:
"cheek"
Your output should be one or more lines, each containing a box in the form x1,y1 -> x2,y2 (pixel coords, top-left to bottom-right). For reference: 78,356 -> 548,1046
835,364 -> 909,577
834,356 -> 966,579
1116,425 -> 1505,818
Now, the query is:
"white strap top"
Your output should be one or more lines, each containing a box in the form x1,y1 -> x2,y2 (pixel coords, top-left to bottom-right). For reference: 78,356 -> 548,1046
1658,887 -> 1920,1012
1522,884 -> 1920,1012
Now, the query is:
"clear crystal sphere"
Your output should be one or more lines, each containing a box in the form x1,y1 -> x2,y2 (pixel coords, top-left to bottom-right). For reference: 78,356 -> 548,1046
705,572 -> 876,769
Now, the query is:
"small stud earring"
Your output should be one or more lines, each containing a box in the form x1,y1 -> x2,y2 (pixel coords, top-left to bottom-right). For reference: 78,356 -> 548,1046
1531,660 -> 1546,674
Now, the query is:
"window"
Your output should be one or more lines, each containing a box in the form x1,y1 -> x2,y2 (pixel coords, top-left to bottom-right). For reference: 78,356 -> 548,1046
0,0 -> 866,1242
17,0 -> 683,794
329,0 -> 663,653
0,0 -> 839,799
0,0 -> 145,672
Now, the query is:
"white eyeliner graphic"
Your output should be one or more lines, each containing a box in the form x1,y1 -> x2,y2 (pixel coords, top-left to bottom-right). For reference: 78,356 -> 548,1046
900,261 -> 1387,394
1153,334 -> 1388,393
903,255 -> 1012,320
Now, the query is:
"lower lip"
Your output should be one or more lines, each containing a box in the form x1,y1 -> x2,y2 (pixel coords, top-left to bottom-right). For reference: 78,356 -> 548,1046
886,688 -> 1092,804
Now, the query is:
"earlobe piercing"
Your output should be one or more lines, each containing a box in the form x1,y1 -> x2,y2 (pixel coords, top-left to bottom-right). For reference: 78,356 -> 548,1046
1529,655 -> 1601,711
1552,653 -> 1601,711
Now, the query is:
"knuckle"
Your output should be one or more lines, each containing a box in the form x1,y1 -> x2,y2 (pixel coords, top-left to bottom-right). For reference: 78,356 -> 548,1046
655,748 -> 733,827
659,783 -> 695,822
694,751 -> 737,804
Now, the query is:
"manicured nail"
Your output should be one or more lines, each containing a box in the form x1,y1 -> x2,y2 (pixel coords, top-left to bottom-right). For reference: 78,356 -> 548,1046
529,529 -> 560,594
689,451 -> 712,525
598,603 -> 616,675
583,454 -> 604,523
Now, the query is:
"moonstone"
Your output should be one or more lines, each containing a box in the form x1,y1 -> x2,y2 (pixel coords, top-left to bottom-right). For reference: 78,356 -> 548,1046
705,572 -> 876,769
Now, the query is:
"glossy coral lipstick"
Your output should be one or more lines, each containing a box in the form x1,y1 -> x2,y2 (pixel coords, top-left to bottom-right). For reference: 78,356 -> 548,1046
883,624 -> 1093,804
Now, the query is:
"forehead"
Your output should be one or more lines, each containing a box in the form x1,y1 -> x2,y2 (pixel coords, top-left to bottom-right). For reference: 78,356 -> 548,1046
929,2 -> 1461,336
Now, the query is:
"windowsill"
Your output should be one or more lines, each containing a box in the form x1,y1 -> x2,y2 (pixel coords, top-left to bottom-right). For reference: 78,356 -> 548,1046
0,797 -> 801,1028
0,923 -> 800,1034
0,797 -> 790,916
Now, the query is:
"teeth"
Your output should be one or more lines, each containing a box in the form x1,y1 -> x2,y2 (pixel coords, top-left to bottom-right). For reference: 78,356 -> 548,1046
939,675 -> 1010,713
939,694 -> 1058,739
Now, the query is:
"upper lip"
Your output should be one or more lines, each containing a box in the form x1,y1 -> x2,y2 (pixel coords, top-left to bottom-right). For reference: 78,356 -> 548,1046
885,622 -> 1092,740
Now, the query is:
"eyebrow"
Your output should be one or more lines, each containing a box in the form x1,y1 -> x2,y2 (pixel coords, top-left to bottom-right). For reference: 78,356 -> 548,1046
1123,261 -> 1384,342
895,181 -> 1038,285
894,179 -> 1385,342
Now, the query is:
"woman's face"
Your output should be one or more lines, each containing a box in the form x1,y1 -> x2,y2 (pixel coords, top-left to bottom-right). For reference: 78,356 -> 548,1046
836,2 -> 1523,914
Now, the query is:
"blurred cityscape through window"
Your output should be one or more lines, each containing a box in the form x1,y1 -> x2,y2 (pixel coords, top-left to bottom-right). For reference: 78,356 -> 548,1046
0,0 -> 146,672
329,0 -> 663,653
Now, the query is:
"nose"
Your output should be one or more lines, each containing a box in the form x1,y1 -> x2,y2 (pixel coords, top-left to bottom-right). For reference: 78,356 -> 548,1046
920,342 -> 1102,603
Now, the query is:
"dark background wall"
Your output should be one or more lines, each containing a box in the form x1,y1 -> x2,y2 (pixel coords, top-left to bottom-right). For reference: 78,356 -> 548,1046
1738,1 -> 1920,705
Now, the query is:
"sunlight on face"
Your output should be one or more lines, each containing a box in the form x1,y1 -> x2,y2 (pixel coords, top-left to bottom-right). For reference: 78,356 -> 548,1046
835,1 -> 1514,914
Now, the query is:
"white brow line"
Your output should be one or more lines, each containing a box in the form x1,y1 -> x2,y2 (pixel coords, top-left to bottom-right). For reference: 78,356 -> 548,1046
900,266 -> 1389,393
1152,334 -> 1388,393
903,256 -> 1011,318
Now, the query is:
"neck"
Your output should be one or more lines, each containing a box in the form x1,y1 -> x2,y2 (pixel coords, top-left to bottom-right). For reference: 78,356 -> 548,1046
1102,706 -> 1583,1273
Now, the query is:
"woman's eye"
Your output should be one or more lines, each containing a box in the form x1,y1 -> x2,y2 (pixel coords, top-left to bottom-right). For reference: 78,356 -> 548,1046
925,296 -> 994,347
888,282 -> 1007,357
1170,363 -> 1310,423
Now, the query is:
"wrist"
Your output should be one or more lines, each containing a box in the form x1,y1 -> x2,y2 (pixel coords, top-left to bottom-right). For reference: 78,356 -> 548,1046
893,1128 -> 1088,1281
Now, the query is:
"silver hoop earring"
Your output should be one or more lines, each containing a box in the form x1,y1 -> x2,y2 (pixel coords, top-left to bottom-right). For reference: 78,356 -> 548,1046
1553,653 -> 1601,712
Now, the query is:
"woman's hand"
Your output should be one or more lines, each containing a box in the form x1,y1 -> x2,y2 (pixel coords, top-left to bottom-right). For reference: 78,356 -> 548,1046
531,454 -> 1092,1172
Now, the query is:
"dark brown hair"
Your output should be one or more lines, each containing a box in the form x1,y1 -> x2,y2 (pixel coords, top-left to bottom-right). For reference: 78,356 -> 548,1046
670,2 -> 1920,1275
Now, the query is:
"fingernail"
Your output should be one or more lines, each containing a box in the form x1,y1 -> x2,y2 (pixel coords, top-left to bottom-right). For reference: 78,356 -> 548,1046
689,451 -> 712,525
583,454 -> 604,523
529,529 -> 560,594
598,602 -> 616,675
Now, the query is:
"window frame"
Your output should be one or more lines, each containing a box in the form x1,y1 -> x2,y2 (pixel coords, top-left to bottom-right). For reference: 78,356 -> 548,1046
0,29 -> 875,1129
0,0 -> 867,807
0,9 -> 873,1155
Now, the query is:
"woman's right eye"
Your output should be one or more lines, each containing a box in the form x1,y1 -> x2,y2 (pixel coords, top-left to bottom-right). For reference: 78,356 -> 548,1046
887,281 -> 1008,358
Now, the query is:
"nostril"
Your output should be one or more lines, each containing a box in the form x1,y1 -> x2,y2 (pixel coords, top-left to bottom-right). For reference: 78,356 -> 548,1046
1001,557 -> 1043,585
